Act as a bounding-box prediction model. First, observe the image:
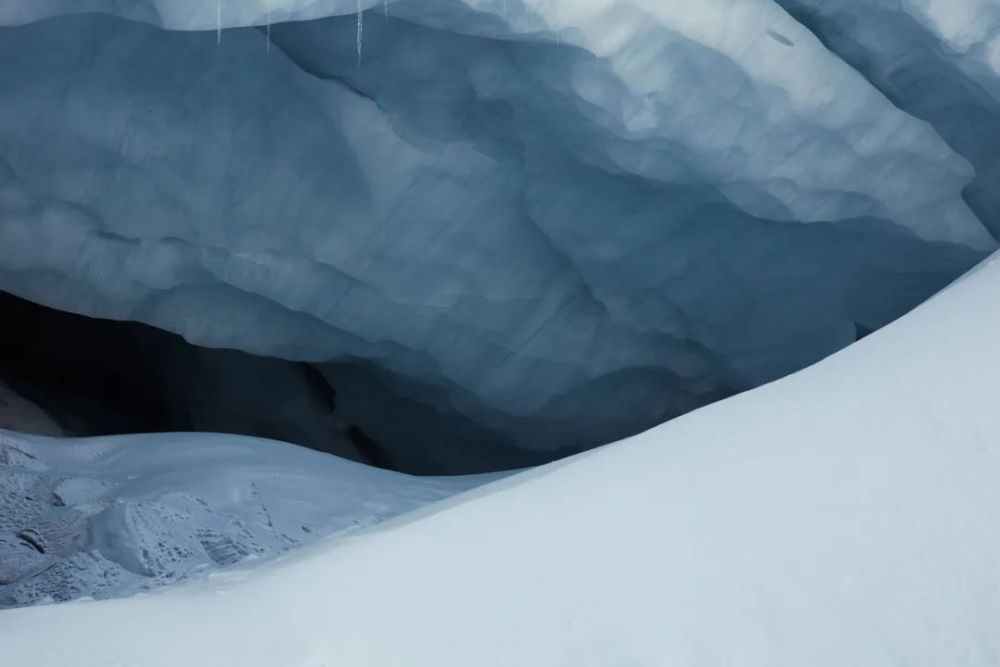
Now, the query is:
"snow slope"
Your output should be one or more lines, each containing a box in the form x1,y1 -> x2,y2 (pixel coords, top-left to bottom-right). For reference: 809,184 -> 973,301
1,259 -> 998,664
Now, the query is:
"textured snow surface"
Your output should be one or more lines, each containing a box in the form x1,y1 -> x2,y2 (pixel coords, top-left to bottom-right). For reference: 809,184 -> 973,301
3,244 -> 1000,666
0,429 -> 492,607
0,1 -> 996,457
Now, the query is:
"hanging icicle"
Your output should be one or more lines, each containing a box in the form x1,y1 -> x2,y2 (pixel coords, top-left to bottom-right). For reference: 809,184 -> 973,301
356,0 -> 364,65
216,0 -> 223,44
266,11 -> 271,54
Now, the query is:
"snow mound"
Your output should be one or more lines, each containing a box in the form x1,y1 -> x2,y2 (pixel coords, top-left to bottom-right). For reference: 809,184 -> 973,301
0,4 -> 991,461
2,259 -> 1000,664
0,430 -> 493,608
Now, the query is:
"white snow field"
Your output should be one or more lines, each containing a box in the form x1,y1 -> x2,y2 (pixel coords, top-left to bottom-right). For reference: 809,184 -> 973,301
2,256 -> 999,665
0,0 -> 993,460
0,428 -> 496,607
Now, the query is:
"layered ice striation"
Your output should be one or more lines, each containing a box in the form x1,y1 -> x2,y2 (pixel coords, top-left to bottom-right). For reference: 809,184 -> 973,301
778,0 -> 1000,236
0,1 -> 995,466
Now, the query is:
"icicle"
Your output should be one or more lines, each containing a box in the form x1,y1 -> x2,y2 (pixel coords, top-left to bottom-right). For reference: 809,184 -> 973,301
356,0 -> 364,65
384,0 -> 389,22
266,11 -> 271,55
216,0 -> 222,45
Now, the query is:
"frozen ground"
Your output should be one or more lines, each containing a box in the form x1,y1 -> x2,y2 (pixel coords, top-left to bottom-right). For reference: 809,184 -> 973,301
0,429 -> 495,608
1,257 -> 998,664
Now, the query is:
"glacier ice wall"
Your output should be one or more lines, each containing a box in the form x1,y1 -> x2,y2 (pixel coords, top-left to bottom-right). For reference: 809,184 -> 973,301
778,0 -> 1000,236
0,1 -> 995,466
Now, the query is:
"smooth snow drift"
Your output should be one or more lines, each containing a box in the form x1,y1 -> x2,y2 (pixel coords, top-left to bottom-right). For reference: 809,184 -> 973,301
2,254 -> 999,665
0,1 -> 993,464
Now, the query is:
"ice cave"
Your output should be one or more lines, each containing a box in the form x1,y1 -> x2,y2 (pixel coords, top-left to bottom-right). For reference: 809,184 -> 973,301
2,1 -> 1000,665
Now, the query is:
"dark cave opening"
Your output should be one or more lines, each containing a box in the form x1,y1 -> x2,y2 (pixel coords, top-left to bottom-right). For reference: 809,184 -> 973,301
0,290 -> 394,471
0,290 -> 562,475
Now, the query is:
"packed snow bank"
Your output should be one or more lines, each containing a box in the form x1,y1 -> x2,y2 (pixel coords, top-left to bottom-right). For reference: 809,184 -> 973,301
0,430 -> 495,607
0,6 -> 989,463
3,256 -> 999,664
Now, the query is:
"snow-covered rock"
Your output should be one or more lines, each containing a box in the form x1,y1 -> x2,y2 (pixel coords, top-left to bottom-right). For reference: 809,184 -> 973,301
0,2 -> 992,461
0,429 -> 494,607
2,228 -> 1000,666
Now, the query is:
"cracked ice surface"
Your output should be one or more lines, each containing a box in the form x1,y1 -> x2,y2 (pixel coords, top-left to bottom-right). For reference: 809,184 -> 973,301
0,1 -> 996,460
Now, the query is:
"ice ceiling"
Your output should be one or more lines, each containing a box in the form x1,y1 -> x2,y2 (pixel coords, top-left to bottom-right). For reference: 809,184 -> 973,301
1,0 -> 997,470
